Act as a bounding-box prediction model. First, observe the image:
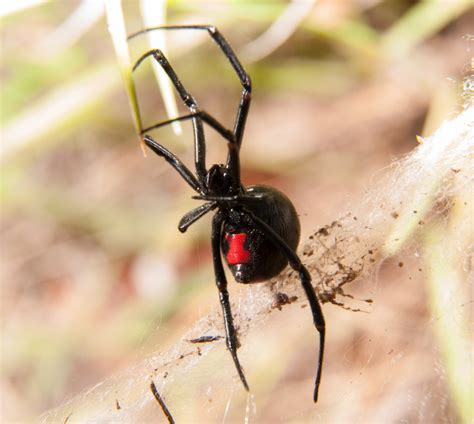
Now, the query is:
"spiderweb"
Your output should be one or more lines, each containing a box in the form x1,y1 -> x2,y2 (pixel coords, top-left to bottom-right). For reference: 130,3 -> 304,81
40,105 -> 473,423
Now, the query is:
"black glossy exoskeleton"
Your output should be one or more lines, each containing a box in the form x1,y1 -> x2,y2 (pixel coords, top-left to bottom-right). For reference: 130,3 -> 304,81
128,25 -> 325,402
221,185 -> 301,283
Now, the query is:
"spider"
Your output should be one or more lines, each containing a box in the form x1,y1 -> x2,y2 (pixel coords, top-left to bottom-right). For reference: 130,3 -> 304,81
128,25 -> 325,403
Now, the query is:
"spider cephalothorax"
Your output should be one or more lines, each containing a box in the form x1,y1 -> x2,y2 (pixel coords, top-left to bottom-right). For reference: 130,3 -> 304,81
128,25 -> 325,402
206,164 -> 239,196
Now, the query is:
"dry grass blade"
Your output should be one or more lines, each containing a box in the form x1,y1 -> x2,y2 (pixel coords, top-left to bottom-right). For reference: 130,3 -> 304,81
105,0 -> 143,146
139,0 -> 182,135
381,0 -> 473,58
241,0 -> 316,63
1,65 -> 117,161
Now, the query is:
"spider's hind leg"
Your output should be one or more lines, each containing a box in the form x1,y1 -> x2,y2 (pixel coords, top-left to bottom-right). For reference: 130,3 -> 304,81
242,210 -> 325,403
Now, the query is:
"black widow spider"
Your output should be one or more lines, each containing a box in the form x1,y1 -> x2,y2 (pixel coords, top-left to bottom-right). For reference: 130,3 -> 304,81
127,25 -> 325,403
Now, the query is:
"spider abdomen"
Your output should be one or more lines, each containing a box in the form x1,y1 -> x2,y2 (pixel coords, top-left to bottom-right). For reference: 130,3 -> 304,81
221,185 -> 301,283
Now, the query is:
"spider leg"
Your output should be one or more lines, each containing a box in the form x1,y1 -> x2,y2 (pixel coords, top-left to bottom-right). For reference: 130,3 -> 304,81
128,25 -> 252,146
143,111 -> 241,188
212,210 -> 250,392
178,201 -> 217,233
132,48 -> 207,182
143,111 -> 235,144
241,210 -> 325,403
143,135 -> 202,194
150,381 -> 175,424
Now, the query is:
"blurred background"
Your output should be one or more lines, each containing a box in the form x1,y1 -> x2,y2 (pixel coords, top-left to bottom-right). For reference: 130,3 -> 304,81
1,1 -> 472,423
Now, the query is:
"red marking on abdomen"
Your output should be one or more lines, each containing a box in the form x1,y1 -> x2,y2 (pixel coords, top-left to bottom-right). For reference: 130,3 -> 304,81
225,233 -> 251,265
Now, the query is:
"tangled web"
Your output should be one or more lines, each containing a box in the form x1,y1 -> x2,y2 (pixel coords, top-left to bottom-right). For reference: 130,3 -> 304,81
41,106 -> 473,423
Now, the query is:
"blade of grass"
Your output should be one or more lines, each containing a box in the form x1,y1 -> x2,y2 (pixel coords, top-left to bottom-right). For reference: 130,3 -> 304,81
105,0 -> 144,151
37,0 -> 105,58
381,0 -> 472,58
0,64 -> 118,161
423,207 -> 472,424
241,0 -> 316,63
139,0 -> 182,135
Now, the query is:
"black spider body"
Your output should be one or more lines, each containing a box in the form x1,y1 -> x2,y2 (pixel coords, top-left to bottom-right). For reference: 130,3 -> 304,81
221,185 -> 301,283
128,25 -> 325,403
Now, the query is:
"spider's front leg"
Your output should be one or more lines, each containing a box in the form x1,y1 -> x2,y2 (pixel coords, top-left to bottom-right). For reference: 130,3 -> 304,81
211,210 -> 249,392
131,48 -> 207,182
143,135 -> 202,193
127,25 -> 252,146
242,211 -> 326,403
